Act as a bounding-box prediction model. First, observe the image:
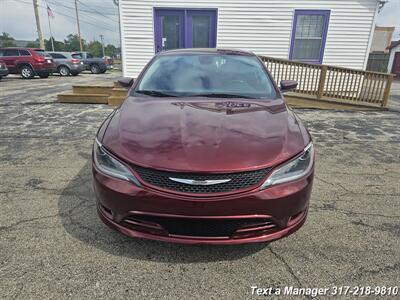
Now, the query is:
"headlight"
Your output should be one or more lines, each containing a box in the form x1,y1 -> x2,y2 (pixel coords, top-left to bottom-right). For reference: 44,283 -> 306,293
261,142 -> 314,189
93,138 -> 141,186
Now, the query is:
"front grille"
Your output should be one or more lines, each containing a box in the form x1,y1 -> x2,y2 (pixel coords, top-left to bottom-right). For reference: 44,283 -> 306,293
133,166 -> 271,194
125,215 -> 274,237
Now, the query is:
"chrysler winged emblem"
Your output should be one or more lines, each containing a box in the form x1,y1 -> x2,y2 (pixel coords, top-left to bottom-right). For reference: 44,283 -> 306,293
169,177 -> 231,185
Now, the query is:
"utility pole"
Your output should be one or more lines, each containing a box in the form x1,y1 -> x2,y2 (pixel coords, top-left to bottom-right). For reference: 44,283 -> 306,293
74,0 -> 83,51
100,34 -> 105,57
32,0 -> 45,49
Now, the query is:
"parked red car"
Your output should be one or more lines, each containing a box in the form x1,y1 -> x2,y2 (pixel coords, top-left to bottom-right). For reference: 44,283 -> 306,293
93,49 -> 315,245
0,48 -> 56,79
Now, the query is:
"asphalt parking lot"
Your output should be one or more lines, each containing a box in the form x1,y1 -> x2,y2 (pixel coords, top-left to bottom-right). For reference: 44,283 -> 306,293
1,73 -> 399,299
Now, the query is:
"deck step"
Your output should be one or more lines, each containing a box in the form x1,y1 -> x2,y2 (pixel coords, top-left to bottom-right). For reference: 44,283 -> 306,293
72,85 -> 113,95
58,93 -> 109,104
111,88 -> 129,97
108,96 -> 125,106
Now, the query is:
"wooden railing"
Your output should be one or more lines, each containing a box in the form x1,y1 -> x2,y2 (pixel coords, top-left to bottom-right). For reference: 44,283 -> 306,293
259,55 -> 394,107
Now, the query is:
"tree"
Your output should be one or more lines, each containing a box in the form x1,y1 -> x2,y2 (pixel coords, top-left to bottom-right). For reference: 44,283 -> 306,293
64,34 -> 86,52
26,40 -> 40,48
0,32 -> 17,47
104,44 -> 117,57
87,40 -> 103,57
45,38 -> 66,51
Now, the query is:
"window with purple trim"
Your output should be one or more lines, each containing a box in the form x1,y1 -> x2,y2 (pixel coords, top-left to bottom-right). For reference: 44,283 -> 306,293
154,8 -> 217,53
289,10 -> 330,64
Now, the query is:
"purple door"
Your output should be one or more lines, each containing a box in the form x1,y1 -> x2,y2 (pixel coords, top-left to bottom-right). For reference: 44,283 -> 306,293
154,9 -> 217,53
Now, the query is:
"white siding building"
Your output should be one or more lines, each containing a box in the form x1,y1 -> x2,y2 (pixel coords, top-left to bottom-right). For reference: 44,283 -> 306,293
119,0 -> 382,77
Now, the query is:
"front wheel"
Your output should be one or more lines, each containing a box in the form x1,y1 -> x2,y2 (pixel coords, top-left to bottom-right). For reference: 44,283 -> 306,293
90,64 -> 101,74
58,66 -> 70,76
20,65 -> 34,79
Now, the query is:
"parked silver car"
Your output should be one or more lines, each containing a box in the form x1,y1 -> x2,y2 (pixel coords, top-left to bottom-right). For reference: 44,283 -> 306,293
48,52 -> 85,76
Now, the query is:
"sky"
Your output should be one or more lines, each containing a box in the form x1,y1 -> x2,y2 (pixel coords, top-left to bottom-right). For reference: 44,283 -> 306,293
1,0 -> 400,46
376,0 -> 400,40
0,0 -> 120,46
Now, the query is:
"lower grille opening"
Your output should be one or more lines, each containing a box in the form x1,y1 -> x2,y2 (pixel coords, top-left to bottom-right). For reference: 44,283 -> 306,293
125,215 -> 275,238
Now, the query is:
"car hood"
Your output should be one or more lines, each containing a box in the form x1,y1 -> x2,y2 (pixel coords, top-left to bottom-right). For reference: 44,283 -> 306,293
102,97 -> 310,172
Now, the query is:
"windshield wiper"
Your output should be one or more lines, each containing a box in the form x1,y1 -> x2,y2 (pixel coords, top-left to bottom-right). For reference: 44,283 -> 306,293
187,93 -> 254,99
135,90 -> 177,97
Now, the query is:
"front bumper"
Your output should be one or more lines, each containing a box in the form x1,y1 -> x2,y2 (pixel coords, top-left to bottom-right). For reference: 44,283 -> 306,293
93,165 -> 313,245
0,69 -> 9,76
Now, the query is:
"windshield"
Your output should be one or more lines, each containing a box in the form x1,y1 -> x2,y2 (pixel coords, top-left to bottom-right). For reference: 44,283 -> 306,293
134,54 -> 277,99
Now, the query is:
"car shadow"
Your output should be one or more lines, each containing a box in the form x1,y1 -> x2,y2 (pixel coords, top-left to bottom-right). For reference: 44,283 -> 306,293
58,160 -> 267,263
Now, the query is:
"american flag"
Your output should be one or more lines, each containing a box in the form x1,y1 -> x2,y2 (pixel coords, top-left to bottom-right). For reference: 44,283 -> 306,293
47,5 -> 54,18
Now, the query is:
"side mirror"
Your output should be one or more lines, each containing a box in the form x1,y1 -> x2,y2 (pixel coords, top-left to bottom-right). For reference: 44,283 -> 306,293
118,77 -> 134,88
280,80 -> 298,92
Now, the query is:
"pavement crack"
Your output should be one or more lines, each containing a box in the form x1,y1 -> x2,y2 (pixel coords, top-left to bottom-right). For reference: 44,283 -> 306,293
269,246 -> 305,290
315,175 -> 354,194
310,204 -> 400,219
350,262 -> 400,280
0,214 -> 60,232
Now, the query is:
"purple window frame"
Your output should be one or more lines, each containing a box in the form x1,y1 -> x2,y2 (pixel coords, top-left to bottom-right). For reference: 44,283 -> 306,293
154,9 -> 185,53
153,8 -> 217,53
187,10 -> 217,48
289,9 -> 331,64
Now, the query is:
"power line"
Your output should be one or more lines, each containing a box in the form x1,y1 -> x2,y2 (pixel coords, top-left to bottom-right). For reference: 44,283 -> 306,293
9,0 -> 116,32
48,0 -> 118,21
77,0 -> 118,23
46,0 -> 118,29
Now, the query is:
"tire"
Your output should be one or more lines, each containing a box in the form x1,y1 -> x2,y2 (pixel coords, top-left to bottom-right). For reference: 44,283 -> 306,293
100,69 -> 106,74
58,66 -> 70,76
90,64 -> 101,74
39,73 -> 49,78
20,65 -> 34,79
0,76 -> 2,81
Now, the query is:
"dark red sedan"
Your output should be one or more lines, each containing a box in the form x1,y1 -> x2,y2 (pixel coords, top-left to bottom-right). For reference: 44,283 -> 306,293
93,49 -> 314,244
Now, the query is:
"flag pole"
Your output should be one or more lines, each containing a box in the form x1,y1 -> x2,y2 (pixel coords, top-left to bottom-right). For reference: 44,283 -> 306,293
47,12 -> 55,51
45,1 -> 55,51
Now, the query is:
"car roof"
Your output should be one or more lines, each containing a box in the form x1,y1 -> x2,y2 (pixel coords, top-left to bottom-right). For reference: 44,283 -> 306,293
48,51 -> 71,54
157,48 -> 256,57
0,47 -> 43,50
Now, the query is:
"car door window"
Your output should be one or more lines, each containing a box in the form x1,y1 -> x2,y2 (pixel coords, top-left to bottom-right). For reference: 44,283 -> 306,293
86,53 -> 93,58
19,49 -> 31,56
2,49 -> 20,56
50,53 -> 66,59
